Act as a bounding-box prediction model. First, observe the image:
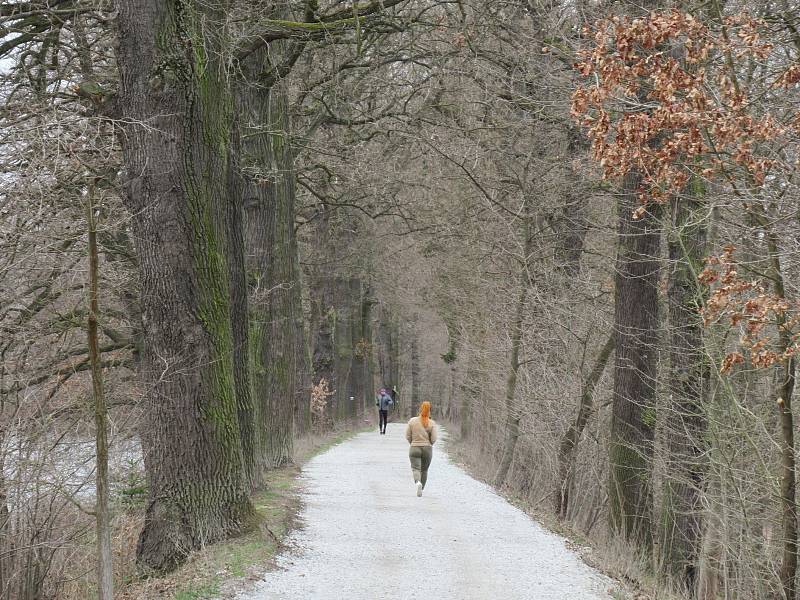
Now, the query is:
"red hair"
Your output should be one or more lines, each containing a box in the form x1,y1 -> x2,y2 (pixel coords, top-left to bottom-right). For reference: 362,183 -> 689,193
419,401 -> 431,428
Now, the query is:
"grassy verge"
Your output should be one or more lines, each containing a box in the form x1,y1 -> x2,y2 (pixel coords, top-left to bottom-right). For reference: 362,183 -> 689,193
118,425 -> 367,600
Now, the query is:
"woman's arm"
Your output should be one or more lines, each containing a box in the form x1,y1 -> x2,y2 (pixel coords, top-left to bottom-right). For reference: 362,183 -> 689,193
429,423 -> 438,445
405,421 -> 412,444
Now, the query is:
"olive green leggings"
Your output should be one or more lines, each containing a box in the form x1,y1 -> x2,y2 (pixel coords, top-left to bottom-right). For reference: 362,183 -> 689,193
409,446 -> 433,488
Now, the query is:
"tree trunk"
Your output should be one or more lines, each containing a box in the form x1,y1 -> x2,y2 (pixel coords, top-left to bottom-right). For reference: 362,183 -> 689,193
555,333 -> 614,520
779,356 -> 797,600
117,0 -> 253,572
311,272 -> 336,425
554,125 -> 590,277
493,282 -> 527,488
375,309 -> 401,415
359,288 -> 375,417
460,354 -> 480,441
294,277 -> 312,436
410,331 -> 421,418
226,115 -> 258,488
309,269 -> 361,423
330,277 -> 353,421
448,362 -> 457,423
762,215 -> 798,600
242,85 -> 299,469
87,183 -> 113,599
608,171 -> 661,547
659,193 -> 708,592
0,416 -> 10,595
493,220 -> 534,489
348,278 -> 365,419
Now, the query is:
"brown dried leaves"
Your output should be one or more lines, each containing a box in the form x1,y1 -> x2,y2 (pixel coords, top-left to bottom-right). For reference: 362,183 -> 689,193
572,10 -> 789,207
700,245 -> 800,373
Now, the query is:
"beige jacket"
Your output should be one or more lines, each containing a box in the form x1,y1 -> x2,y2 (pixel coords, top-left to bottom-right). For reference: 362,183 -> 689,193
405,417 -> 438,447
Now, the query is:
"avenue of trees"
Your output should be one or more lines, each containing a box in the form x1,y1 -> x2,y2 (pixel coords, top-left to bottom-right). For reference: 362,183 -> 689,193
2,1 -> 800,600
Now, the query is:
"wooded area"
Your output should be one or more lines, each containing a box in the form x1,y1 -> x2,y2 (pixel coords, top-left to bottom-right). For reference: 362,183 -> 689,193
2,0 -> 800,599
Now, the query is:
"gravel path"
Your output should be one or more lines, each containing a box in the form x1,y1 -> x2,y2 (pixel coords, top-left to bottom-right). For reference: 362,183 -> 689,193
239,422 -> 613,600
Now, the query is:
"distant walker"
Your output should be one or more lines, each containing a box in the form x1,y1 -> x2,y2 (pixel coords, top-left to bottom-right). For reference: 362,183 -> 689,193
375,387 -> 393,435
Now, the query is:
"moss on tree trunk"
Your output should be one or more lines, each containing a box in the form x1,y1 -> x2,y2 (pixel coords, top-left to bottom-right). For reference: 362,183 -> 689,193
117,0 -> 254,573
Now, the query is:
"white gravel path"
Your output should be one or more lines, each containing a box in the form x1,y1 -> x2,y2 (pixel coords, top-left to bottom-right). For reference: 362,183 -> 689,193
239,422 -> 613,600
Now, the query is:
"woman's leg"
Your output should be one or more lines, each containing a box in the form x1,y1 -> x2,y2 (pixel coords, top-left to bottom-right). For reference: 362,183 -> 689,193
409,446 -> 422,483
420,446 -> 433,488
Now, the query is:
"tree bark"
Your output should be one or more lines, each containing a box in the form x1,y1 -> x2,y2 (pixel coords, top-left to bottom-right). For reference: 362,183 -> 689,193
87,183 -> 113,599
410,331 -> 421,418
493,281 -> 527,488
778,355 -> 797,600
761,214 -> 798,600
307,206 -> 361,424
358,287 -> 375,417
332,276 -> 361,422
555,333 -> 614,520
294,275 -> 312,436
659,193 -> 708,592
242,83 -> 299,470
0,441 -> 7,598
117,0 -> 253,572
311,272 -> 336,425
378,310 -> 401,395
460,365 -> 476,441
348,278 -> 365,418
554,125 -> 590,277
608,172 -> 661,547
226,116 -> 258,488
494,227 -> 534,489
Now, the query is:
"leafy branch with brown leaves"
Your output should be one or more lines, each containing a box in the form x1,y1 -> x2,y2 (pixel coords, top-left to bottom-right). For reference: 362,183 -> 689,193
571,9 -> 793,210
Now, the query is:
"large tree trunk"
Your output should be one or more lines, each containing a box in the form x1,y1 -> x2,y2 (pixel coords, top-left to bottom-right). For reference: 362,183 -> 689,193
555,333 -> 614,520
226,114 -> 258,488
242,83 -> 299,470
608,172 -> 661,547
117,0 -> 253,572
659,194 -> 708,592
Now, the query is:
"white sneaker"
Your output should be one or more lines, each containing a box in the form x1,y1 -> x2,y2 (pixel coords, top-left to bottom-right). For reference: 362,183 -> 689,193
416,481 -> 423,497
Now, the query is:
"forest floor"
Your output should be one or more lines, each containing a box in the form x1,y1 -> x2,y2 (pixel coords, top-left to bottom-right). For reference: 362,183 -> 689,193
117,426 -> 368,600
235,422 -> 618,600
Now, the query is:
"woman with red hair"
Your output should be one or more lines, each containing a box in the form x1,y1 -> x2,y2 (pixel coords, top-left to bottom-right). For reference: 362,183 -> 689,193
405,401 -> 438,497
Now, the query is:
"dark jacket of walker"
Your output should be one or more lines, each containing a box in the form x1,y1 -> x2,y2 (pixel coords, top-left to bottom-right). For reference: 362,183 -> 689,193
376,393 -> 393,411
